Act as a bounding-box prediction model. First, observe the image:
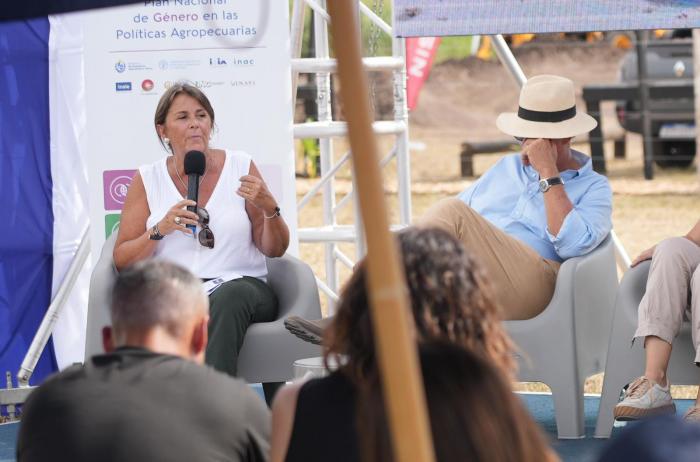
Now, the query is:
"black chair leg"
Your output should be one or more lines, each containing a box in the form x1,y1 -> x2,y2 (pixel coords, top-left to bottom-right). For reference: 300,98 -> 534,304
262,381 -> 285,407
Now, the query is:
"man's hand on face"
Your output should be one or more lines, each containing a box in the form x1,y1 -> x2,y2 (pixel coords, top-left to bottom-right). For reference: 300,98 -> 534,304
522,138 -> 558,177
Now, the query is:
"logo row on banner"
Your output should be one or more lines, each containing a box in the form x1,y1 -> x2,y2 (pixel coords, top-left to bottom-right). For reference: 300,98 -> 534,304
110,57 -> 257,95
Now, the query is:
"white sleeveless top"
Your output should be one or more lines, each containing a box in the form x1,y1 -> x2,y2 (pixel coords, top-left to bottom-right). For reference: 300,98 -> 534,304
140,150 -> 267,280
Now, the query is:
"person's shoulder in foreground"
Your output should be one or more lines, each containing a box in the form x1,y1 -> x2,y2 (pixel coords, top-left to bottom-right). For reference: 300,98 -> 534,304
17,259 -> 271,462
18,348 -> 270,462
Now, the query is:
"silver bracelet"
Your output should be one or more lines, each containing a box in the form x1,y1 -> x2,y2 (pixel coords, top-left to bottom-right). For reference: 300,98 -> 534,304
264,206 -> 281,219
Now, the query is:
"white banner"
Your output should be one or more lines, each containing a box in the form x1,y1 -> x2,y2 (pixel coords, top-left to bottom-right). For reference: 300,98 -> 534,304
84,0 -> 296,254
82,0 -> 296,354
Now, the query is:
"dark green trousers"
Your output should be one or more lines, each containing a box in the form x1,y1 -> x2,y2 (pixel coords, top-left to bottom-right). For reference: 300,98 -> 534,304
205,276 -> 278,376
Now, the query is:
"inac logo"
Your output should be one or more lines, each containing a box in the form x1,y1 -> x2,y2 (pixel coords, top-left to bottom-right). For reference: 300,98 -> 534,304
209,57 -> 227,67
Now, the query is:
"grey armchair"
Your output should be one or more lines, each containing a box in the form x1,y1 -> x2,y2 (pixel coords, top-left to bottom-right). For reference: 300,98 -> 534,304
505,234 -> 618,439
594,260 -> 700,438
85,232 -> 322,403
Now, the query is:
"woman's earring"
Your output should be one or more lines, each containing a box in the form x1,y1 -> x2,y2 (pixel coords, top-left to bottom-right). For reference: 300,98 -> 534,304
162,137 -> 171,151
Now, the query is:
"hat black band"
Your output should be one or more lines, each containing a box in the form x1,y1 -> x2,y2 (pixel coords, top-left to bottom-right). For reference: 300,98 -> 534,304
518,105 -> 576,123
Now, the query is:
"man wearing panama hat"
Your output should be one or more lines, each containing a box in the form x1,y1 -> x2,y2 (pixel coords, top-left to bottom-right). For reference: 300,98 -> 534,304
285,75 -> 612,342
418,74 -> 612,320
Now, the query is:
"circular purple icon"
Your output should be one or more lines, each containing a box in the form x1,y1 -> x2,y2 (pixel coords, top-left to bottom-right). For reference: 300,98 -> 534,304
109,175 -> 132,205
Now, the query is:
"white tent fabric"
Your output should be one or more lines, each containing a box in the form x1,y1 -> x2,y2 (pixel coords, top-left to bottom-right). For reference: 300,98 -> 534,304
48,14 -> 90,368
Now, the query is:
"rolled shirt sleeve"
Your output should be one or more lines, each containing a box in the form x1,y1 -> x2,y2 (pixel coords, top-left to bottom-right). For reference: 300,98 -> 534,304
545,177 -> 612,260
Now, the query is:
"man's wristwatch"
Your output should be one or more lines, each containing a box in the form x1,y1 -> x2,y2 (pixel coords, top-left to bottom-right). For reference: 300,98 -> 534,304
538,176 -> 564,193
149,223 -> 164,240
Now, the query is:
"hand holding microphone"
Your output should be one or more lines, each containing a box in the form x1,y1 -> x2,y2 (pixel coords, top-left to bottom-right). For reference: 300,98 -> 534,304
155,150 -> 206,238
157,200 -> 199,236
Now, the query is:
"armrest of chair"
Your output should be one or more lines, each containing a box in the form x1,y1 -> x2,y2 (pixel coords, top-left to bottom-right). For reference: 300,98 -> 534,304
266,254 -> 322,320
613,260 -> 650,328
85,233 -> 119,356
618,260 -> 651,306
570,234 -> 619,374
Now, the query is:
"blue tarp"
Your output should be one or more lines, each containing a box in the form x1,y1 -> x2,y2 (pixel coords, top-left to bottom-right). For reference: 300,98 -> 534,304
0,18 -> 57,393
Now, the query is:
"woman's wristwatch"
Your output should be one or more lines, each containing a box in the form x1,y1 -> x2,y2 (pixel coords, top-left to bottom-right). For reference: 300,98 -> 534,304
264,206 -> 281,219
149,223 -> 164,240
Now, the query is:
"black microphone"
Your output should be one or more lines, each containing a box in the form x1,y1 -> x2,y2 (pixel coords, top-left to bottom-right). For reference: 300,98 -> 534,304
184,150 -> 206,235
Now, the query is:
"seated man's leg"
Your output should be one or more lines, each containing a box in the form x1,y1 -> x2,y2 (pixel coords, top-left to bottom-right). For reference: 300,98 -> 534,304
616,237 -> 700,420
206,276 -> 278,376
417,198 -> 559,320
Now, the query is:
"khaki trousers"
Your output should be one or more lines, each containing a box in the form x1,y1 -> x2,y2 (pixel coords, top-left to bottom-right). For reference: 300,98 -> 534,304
416,198 -> 560,320
634,236 -> 700,363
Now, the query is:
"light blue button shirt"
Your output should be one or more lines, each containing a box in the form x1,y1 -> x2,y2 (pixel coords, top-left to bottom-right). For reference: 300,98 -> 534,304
457,151 -> 612,262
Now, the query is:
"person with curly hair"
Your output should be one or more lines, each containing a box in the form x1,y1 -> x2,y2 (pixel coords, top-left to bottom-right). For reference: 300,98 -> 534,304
269,227 -> 556,462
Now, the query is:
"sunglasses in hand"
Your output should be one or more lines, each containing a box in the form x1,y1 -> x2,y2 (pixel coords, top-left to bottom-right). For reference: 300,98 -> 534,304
197,207 -> 214,249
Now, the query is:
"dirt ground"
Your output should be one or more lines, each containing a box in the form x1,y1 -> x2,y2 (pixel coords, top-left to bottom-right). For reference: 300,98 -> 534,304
296,42 -> 700,397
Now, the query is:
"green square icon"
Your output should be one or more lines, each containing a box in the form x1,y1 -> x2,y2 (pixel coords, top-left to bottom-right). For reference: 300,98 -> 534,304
105,214 -> 121,238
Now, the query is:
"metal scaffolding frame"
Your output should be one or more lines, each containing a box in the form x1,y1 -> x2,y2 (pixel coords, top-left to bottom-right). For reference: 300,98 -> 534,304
290,0 -> 411,311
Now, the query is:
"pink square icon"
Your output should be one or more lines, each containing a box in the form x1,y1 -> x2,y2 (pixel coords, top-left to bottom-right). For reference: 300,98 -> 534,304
103,170 -> 137,210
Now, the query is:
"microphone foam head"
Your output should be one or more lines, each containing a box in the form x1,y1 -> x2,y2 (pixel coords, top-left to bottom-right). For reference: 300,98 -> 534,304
184,151 -> 206,175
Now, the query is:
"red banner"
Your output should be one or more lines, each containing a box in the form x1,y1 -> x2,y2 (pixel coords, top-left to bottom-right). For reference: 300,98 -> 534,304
405,36 -> 441,110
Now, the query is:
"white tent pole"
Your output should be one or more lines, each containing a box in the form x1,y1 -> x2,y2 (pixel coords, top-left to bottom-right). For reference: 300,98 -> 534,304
491,35 -> 526,86
17,227 -> 90,386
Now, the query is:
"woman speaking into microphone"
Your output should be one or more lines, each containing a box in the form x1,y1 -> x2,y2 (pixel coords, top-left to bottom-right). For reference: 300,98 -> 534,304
114,82 -> 289,377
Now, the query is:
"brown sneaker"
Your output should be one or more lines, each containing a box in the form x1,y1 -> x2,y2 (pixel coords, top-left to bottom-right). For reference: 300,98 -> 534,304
614,376 -> 676,421
284,316 -> 334,345
683,406 -> 700,423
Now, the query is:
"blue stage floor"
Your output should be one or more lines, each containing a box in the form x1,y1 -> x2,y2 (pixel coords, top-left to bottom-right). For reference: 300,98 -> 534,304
1,392 -> 695,462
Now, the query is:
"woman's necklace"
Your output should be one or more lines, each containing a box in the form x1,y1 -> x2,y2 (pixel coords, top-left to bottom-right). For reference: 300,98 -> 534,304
171,155 -> 208,192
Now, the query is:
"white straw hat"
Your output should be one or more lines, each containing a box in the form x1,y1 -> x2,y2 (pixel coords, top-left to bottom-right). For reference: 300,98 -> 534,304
496,75 -> 597,139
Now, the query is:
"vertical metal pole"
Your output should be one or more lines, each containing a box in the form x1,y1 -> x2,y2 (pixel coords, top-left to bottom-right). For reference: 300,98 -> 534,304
393,28 -> 412,225
693,29 -> 700,180
352,173 -> 367,260
352,1 -> 367,262
314,0 -> 338,311
290,0 -> 306,109
636,30 -> 654,180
